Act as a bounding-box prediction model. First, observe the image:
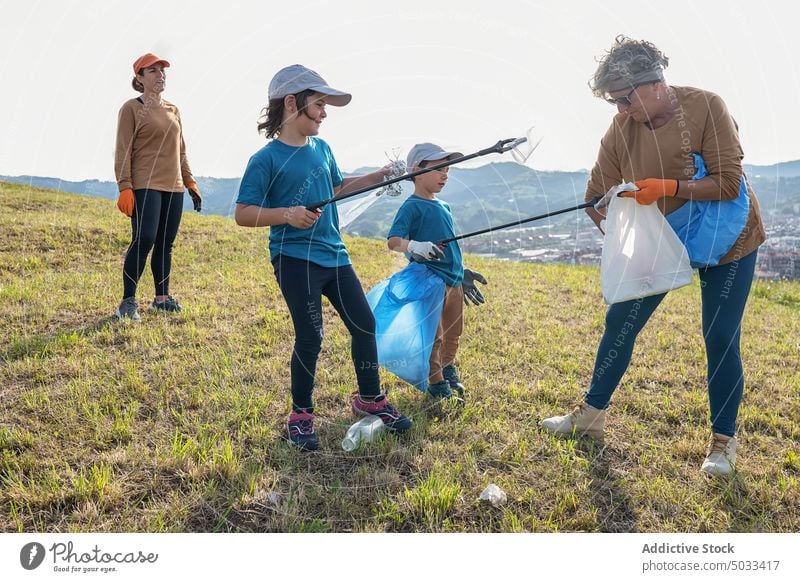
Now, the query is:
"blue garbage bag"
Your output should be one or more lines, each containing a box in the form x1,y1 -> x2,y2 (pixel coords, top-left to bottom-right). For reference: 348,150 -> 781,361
367,262 -> 445,392
665,152 -> 749,268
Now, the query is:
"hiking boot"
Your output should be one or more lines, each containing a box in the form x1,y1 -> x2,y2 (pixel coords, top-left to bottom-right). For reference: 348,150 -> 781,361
426,380 -> 452,399
442,365 -> 465,398
115,297 -> 141,321
150,295 -> 182,313
352,392 -> 412,433
540,401 -> 606,439
701,433 -> 736,477
286,410 -> 319,451
426,379 -> 464,407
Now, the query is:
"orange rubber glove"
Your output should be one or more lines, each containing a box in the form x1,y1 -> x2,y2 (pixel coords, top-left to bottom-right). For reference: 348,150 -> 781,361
117,188 -> 135,217
187,181 -> 202,212
622,178 -> 679,205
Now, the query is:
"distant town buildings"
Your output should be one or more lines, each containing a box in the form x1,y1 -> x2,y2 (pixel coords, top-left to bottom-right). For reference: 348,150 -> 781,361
755,215 -> 800,279
459,214 -> 800,280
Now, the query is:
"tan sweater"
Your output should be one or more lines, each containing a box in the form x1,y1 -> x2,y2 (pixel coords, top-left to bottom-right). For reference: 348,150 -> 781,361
114,97 -> 194,193
586,86 -> 765,265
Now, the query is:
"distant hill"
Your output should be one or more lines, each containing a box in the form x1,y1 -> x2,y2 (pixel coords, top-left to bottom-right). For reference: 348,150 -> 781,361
3,158 -> 798,238
0,175 -> 242,217
744,159 -> 800,178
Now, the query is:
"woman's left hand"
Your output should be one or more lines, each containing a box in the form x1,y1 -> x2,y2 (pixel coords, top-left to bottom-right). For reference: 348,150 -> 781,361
187,181 -> 202,212
622,178 -> 679,205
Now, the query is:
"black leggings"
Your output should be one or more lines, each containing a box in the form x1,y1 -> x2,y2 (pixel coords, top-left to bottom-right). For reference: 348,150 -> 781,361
122,189 -> 183,299
272,254 -> 381,410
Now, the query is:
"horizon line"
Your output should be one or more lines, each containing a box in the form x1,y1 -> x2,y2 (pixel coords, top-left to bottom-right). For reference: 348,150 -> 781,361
3,157 -> 800,184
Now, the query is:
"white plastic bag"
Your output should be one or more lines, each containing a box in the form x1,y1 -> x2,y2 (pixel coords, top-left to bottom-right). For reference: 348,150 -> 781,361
479,484 -> 508,508
600,183 -> 693,304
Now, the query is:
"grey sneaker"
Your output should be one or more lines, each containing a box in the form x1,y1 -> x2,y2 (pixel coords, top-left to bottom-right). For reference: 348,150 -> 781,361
115,297 -> 141,321
149,295 -> 182,313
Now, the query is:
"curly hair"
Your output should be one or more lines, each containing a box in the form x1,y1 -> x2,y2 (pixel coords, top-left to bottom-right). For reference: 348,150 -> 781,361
590,35 -> 669,98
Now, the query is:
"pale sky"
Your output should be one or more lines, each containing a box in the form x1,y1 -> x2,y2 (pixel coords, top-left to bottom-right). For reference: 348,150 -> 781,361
1,0 -> 799,182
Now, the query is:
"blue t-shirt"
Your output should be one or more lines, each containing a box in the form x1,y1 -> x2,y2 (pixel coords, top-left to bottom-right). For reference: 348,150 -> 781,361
387,195 -> 464,286
236,137 -> 349,268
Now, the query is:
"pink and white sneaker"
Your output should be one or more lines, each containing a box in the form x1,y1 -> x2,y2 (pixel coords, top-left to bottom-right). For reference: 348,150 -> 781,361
352,392 -> 412,433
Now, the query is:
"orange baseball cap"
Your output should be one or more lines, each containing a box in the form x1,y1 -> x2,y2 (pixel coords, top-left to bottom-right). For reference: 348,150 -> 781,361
132,53 -> 170,75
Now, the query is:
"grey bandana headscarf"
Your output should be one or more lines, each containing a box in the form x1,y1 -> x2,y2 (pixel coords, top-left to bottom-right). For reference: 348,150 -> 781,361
604,68 -> 665,93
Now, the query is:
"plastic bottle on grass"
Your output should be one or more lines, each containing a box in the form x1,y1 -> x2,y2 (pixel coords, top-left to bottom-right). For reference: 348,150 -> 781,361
342,415 -> 384,451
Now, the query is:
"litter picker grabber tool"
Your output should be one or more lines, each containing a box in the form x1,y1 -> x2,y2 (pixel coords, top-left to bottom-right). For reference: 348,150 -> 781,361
307,136 -> 535,212
437,196 -> 603,245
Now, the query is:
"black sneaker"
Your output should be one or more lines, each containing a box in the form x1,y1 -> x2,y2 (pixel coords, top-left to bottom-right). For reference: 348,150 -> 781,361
442,365 -> 465,398
115,297 -> 141,321
150,295 -> 182,313
286,410 -> 319,451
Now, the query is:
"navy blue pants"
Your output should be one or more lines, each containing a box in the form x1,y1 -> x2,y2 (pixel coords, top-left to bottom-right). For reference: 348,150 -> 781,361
122,189 -> 183,299
272,255 -> 381,410
585,250 -> 757,436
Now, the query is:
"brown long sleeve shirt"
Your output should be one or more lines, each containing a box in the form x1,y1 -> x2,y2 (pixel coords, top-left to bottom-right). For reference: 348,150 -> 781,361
114,97 -> 194,193
586,86 -> 765,265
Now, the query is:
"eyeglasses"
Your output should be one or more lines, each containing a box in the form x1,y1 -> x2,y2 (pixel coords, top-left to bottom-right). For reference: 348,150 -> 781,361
605,86 -> 639,107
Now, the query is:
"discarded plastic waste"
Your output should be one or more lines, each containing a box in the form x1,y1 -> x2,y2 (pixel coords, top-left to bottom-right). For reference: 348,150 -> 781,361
342,415 -> 384,451
479,483 -> 507,508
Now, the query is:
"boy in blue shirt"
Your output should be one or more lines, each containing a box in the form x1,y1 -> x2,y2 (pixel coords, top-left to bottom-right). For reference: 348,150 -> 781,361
387,143 -> 487,400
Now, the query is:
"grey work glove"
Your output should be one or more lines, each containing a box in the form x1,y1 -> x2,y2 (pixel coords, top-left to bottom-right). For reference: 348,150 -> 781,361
407,240 -> 445,262
462,269 -> 487,306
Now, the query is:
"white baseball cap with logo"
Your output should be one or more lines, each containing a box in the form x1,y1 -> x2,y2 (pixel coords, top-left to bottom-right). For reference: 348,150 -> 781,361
406,143 -> 463,171
268,64 -> 352,106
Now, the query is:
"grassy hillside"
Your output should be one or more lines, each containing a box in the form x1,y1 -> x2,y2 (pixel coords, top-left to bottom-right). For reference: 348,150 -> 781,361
1,181 -> 798,533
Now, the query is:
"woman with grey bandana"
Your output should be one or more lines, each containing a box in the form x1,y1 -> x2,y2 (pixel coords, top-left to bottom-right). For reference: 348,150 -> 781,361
541,36 -> 766,477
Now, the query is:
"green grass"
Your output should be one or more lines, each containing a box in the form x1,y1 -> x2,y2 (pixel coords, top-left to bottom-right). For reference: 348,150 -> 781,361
1,181 -> 798,532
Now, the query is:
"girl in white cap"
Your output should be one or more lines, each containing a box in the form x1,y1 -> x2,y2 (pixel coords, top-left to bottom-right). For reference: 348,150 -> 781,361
235,65 -> 412,451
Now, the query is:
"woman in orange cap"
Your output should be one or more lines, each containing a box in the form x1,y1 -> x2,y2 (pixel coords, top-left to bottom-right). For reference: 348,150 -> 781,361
113,53 -> 202,320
